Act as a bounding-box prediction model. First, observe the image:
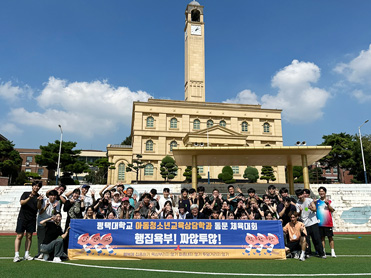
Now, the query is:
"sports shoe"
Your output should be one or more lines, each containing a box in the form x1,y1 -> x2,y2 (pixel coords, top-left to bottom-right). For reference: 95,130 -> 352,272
53,257 -> 62,263
23,255 -> 34,261
322,255 -> 327,259
43,253 -> 49,261
286,253 -> 292,258
13,255 -> 21,263
300,256 -> 306,261
331,254 -> 337,258
294,252 -> 300,259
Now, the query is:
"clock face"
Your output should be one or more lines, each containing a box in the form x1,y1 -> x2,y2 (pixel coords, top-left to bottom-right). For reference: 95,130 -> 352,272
191,25 -> 201,36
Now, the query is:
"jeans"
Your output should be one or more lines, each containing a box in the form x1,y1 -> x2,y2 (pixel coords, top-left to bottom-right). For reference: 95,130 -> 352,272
40,238 -> 64,258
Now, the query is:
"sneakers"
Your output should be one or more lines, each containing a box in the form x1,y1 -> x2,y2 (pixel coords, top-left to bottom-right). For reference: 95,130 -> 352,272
322,255 -> 327,259
23,255 -> 34,261
286,253 -> 292,258
331,252 -> 337,258
13,255 -> 21,263
293,252 -> 300,259
53,257 -> 62,263
43,253 -> 49,261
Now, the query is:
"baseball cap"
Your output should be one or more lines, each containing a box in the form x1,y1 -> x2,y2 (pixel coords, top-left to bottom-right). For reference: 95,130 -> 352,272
122,197 -> 130,202
82,185 -> 90,189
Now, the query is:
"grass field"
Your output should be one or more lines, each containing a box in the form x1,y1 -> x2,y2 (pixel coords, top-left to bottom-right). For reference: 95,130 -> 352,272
0,234 -> 370,278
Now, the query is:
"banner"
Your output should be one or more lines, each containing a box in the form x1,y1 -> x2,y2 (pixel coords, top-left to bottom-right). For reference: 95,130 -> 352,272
68,219 -> 286,260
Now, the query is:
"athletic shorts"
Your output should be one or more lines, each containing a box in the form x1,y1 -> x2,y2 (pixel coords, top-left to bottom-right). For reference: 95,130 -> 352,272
286,240 -> 301,252
319,226 -> 334,237
15,218 -> 36,234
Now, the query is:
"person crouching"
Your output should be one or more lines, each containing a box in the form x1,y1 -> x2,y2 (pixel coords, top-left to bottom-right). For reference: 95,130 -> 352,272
283,212 -> 307,261
39,212 -> 69,262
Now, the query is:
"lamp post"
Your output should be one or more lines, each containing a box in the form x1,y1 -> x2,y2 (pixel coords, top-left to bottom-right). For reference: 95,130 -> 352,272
56,125 -> 63,185
359,120 -> 369,184
207,126 -> 210,184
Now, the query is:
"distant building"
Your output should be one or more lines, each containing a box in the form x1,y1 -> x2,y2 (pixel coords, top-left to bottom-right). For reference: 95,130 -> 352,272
75,150 -> 107,183
106,2 -> 285,185
15,148 -> 52,185
0,134 -> 8,141
322,166 -> 353,184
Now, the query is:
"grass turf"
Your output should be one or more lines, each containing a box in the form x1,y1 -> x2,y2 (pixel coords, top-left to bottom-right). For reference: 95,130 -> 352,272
0,234 -> 370,278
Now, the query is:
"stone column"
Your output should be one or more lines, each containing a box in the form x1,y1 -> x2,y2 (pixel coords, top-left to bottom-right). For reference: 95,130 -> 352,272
301,154 -> 310,189
192,155 -> 198,190
287,165 -> 294,195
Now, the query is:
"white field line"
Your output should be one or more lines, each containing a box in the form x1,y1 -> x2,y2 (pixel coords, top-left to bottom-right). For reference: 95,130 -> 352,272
52,260 -> 371,277
2,256 -> 371,277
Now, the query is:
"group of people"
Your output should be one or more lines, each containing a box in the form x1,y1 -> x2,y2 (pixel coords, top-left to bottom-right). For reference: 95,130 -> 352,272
13,181 -> 336,263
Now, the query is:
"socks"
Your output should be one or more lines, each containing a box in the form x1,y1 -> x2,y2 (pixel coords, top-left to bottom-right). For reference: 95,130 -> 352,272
25,251 -> 29,257
15,252 -> 19,257
300,250 -> 305,259
331,249 -> 336,256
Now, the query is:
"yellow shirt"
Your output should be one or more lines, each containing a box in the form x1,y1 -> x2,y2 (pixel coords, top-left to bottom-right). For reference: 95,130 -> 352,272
283,221 -> 307,242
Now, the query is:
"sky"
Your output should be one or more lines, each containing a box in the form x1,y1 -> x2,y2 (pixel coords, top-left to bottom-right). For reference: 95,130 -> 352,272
1,0 -> 371,151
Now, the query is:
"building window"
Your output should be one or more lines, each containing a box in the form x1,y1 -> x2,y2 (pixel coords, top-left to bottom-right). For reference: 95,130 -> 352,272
25,168 -> 31,173
333,167 -> 338,174
325,168 -> 331,174
26,156 -> 33,163
37,168 -> 44,176
207,120 -> 214,128
219,120 -> 226,127
146,140 -> 154,151
118,163 -> 125,180
263,122 -> 270,133
146,116 -> 154,128
144,164 -> 154,176
170,141 -> 177,151
242,121 -> 248,132
170,118 -> 177,129
232,166 -> 239,174
198,166 -> 204,174
193,119 -> 200,130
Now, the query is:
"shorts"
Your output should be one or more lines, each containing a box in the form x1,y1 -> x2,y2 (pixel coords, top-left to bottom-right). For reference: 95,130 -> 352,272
319,226 -> 334,237
286,240 -> 301,252
15,218 -> 36,234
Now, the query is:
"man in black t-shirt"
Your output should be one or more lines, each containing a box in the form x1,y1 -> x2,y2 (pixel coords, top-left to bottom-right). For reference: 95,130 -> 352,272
14,181 -> 43,263
39,212 -> 69,262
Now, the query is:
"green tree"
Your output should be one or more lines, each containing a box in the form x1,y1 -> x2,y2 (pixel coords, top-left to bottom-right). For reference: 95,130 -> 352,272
349,134 -> 371,183
15,171 -> 28,185
260,166 -> 276,183
243,166 -> 259,182
85,157 -> 114,184
320,133 -> 354,182
121,135 -> 132,146
183,166 -> 201,182
64,160 -> 89,180
36,141 -> 82,172
0,140 -> 22,183
218,166 -> 235,184
126,154 -> 147,183
293,166 -> 303,183
160,156 -> 178,182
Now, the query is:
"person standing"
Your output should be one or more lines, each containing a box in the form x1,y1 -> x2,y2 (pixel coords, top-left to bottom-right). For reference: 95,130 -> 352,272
295,189 -> 326,258
316,186 -> 336,257
14,181 -> 43,262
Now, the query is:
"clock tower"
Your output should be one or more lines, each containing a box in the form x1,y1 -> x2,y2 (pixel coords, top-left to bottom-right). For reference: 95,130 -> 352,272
184,1 -> 205,102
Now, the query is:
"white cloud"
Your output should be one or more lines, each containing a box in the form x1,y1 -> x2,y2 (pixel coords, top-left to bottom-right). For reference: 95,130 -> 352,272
352,89 -> 371,102
223,60 -> 331,123
0,123 -> 23,135
262,60 -> 331,122
0,81 -> 33,102
334,44 -> 371,84
223,89 -> 259,105
8,77 -> 152,137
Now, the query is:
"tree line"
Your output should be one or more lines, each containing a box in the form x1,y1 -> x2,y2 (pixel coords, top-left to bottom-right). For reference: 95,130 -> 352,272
0,132 -> 369,184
